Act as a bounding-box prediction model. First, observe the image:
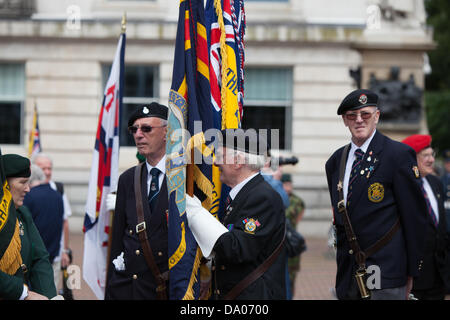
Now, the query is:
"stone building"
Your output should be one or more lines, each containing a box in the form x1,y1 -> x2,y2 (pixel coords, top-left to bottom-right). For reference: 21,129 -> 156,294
0,0 -> 434,236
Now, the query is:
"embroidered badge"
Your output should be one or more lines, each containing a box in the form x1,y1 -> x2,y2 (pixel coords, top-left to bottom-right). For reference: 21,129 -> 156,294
412,166 -> 420,178
368,182 -> 384,203
142,106 -> 149,114
243,218 -> 260,234
359,94 -> 368,105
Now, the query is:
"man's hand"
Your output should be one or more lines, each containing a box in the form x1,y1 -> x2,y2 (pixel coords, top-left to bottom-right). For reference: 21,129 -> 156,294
405,276 -> 413,300
106,193 -> 117,211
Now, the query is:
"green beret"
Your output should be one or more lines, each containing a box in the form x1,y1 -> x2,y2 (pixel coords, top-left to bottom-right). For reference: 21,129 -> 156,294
3,154 -> 31,178
281,174 -> 292,183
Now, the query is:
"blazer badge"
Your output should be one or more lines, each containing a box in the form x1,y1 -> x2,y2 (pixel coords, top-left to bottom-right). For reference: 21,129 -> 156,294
412,166 -> 420,178
243,218 -> 260,234
368,182 -> 384,203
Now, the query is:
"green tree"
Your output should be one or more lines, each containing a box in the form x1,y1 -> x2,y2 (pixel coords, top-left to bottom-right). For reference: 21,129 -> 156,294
424,0 -> 450,156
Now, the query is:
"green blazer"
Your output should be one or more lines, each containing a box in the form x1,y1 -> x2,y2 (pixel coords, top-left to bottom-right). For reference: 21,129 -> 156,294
0,206 -> 56,299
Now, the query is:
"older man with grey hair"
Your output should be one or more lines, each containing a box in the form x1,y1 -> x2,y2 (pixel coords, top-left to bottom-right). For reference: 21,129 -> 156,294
186,128 -> 287,300
31,153 -> 72,291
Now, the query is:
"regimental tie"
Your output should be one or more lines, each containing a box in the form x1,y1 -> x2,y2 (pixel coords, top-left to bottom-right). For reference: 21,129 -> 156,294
148,167 -> 160,213
347,148 -> 364,206
420,179 -> 438,228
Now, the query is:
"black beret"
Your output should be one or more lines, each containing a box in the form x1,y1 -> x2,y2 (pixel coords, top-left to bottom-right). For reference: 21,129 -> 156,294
3,154 -> 31,178
220,129 -> 268,156
128,102 -> 168,127
337,89 -> 378,115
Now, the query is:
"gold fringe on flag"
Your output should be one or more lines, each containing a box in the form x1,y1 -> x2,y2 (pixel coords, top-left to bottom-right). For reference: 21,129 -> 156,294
0,219 -> 22,275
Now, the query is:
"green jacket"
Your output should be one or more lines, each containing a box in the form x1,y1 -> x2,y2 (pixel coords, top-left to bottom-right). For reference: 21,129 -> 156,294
0,206 -> 56,299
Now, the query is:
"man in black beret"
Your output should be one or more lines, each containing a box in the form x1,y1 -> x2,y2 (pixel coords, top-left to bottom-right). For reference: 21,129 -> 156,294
0,153 -> 57,300
105,102 -> 170,300
325,89 -> 429,300
185,128 -> 287,299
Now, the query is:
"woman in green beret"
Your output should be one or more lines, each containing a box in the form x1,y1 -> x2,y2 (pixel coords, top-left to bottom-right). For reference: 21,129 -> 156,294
0,154 -> 57,300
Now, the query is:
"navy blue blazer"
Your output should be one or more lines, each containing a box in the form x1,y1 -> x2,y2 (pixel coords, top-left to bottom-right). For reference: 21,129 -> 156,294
325,130 -> 428,299
105,164 -> 169,300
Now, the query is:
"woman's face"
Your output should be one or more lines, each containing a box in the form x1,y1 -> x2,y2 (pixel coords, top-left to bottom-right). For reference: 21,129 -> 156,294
7,177 -> 30,208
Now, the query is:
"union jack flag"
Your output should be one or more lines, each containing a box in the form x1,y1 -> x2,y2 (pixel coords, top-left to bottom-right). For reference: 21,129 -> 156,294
28,104 -> 42,158
206,0 -> 245,128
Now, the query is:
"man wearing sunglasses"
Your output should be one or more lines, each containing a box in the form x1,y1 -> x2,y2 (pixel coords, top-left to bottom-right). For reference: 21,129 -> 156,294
325,89 -> 428,300
105,102 -> 169,300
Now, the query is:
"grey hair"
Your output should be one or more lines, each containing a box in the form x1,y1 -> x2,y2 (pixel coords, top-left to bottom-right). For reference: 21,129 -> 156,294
31,152 -> 53,165
233,149 -> 267,171
29,164 -> 46,186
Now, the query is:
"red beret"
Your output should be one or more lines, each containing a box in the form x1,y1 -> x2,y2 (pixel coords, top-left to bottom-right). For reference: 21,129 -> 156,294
401,134 -> 432,154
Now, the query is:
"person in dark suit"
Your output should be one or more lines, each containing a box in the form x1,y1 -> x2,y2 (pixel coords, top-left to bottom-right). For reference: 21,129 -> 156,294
186,129 -> 287,299
402,134 -> 450,299
105,102 -> 169,300
325,89 -> 428,300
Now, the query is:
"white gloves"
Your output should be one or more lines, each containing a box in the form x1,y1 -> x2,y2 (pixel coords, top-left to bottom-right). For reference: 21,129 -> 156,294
185,195 -> 228,258
112,252 -> 126,271
106,193 -> 117,211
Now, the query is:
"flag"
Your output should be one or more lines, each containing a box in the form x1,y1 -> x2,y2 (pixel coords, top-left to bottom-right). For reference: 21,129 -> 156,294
206,0 -> 245,219
82,31 -> 125,300
166,0 -> 217,300
206,0 -> 245,129
28,104 -> 42,158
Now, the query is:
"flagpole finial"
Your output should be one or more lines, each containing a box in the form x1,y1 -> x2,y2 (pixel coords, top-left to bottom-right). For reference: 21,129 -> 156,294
121,12 -> 127,33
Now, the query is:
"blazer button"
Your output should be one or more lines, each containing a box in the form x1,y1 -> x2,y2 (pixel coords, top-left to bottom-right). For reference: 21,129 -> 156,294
129,229 -> 133,235
158,251 -> 163,256
133,274 -> 138,280
135,250 -> 140,255
348,249 -> 353,255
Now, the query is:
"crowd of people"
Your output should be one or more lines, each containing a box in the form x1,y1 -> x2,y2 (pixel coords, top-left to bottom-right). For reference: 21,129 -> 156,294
1,88 -> 449,300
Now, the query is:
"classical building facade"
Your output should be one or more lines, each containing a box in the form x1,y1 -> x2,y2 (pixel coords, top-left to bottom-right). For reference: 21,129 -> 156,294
0,0 -> 434,235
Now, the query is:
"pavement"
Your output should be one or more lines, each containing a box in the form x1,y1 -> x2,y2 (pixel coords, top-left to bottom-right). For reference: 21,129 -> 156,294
67,231 -> 449,301
67,231 -> 337,300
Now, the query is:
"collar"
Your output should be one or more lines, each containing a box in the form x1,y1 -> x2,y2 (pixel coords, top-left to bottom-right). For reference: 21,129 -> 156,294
145,155 -> 166,175
350,129 -> 377,155
229,172 -> 259,200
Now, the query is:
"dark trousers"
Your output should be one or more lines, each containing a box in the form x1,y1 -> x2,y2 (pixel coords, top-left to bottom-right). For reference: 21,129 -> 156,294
412,286 -> 446,300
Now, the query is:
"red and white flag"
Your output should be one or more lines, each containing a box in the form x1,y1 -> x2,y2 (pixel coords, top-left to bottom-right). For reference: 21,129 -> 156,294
82,32 -> 125,299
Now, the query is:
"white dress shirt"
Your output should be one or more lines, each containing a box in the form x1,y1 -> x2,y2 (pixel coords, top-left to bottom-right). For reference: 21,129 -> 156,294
343,129 -> 377,205
422,177 -> 439,224
145,155 -> 166,196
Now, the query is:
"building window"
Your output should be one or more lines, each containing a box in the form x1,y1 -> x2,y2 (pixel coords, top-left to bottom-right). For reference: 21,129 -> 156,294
102,64 -> 159,146
242,67 -> 292,150
0,63 -> 24,145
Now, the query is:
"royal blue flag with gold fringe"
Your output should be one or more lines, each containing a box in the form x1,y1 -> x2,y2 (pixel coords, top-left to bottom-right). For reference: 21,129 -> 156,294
166,0 -> 217,300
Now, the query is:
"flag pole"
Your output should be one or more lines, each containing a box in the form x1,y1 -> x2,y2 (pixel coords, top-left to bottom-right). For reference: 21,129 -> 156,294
106,12 -> 127,284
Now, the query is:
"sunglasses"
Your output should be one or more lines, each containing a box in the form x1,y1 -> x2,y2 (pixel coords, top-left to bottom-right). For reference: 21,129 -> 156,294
344,110 -> 377,121
128,124 -> 166,134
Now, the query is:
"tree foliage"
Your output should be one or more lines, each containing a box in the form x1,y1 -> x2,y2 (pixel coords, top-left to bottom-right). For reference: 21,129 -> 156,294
424,0 -> 450,156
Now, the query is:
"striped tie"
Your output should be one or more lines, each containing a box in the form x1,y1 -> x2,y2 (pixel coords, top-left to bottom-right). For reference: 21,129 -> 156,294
148,167 -> 160,213
420,179 -> 438,227
347,148 -> 364,205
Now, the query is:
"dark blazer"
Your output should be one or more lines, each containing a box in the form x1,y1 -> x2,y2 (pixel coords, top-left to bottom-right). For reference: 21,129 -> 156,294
105,164 -> 169,300
413,174 -> 450,291
213,173 -> 287,300
325,130 -> 428,299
